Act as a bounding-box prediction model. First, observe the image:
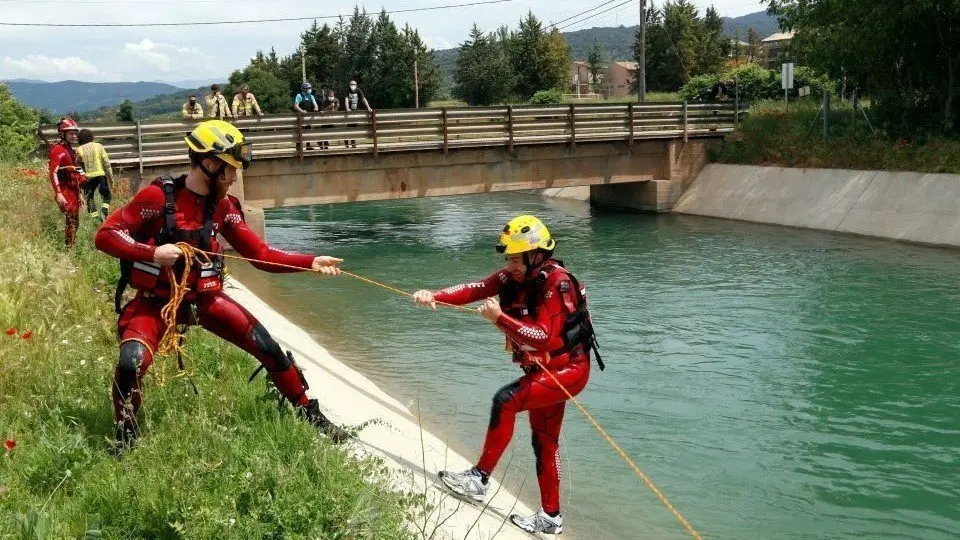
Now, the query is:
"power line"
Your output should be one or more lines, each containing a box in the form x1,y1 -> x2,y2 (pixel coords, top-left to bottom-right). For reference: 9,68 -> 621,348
0,0 -> 517,27
548,0 -> 624,29
562,1 -> 637,33
557,0 -> 636,31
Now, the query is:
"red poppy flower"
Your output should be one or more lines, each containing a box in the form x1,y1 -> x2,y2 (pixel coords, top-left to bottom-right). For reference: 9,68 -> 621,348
5,328 -> 16,336
21,331 -> 32,339
3,440 -> 14,452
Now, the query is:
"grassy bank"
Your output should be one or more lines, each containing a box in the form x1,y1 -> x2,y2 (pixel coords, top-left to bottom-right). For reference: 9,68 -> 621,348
0,164 -> 415,538
711,100 -> 960,173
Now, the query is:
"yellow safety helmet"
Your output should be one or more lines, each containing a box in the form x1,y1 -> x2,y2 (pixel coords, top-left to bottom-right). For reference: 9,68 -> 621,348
184,119 -> 252,170
496,215 -> 555,255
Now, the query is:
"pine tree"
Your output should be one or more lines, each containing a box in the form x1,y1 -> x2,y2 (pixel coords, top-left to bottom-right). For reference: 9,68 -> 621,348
453,25 -> 513,105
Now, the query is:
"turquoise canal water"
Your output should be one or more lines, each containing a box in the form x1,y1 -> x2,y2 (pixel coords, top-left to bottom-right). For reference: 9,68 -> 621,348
230,194 -> 960,539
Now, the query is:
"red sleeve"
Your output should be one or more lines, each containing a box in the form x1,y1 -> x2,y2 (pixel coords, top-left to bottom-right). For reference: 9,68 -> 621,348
219,199 -> 314,273
94,184 -> 164,262
48,146 -> 66,195
433,271 -> 506,306
495,276 -> 567,351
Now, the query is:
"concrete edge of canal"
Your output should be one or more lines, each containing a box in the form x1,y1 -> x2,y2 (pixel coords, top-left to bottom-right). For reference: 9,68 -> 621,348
673,164 -> 960,247
222,277 -> 547,540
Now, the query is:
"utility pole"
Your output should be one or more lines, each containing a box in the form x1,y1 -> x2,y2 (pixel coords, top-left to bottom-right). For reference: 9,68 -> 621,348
300,46 -> 306,82
414,58 -> 420,108
638,0 -> 646,102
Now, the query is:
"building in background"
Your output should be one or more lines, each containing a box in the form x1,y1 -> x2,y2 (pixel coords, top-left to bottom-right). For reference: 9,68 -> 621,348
761,31 -> 795,68
605,61 -> 638,98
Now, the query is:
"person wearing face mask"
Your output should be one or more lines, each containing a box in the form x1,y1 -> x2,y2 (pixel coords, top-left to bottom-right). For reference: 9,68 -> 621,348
232,83 -> 263,117
293,81 -> 319,114
412,215 -> 603,535
48,117 -> 87,245
182,94 -> 203,120
95,120 -> 348,448
343,80 -> 372,148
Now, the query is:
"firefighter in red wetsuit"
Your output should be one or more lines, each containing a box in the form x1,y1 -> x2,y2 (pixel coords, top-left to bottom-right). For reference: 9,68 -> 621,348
95,119 -> 347,446
412,215 -> 602,535
48,117 -> 86,245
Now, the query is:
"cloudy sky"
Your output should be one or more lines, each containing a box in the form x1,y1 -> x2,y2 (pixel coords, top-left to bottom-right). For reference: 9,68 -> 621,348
0,0 -> 765,85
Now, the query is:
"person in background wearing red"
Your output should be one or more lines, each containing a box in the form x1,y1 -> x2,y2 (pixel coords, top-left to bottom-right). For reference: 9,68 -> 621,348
48,117 -> 86,245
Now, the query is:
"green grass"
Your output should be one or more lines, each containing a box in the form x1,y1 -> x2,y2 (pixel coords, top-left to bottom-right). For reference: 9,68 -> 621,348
0,164 -> 416,539
711,99 -> 960,173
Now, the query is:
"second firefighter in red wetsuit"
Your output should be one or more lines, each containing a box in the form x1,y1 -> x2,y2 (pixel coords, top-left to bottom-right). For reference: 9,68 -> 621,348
95,119 -> 347,446
48,117 -> 86,245
413,215 -> 602,535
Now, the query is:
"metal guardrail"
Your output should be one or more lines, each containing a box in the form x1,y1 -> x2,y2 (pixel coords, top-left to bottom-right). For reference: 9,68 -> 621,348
39,102 -> 743,170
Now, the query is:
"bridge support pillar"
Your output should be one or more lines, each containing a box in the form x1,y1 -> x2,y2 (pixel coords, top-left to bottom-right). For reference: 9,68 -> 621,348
590,139 -> 709,212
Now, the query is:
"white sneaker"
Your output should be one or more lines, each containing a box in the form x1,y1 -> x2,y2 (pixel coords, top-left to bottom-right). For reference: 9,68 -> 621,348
510,508 -> 563,534
438,468 -> 487,503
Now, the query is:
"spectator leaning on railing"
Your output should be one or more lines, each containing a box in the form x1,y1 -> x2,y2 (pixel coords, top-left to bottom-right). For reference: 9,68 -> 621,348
293,81 -> 319,114
232,84 -> 263,117
182,94 -> 204,120
204,84 -> 232,119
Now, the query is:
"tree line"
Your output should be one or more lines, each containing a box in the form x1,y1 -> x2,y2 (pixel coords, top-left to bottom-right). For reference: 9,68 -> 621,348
452,12 -> 572,106
633,0 -> 731,93
765,0 -> 959,134
227,8 -> 442,112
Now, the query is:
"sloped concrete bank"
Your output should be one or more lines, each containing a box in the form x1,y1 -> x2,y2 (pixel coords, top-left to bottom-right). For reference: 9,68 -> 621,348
223,278 -> 546,540
673,164 -> 960,247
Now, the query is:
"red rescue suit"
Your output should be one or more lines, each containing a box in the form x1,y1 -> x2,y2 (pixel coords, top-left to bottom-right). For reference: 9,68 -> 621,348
95,175 -> 316,429
48,142 -> 86,245
434,261 -> 593,515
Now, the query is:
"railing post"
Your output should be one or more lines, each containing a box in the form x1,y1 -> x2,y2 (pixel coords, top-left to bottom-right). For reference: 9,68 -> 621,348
441,107 -> 449,155
506,106 -> 514,153
627,102 -> 635,149
296,113 -> 304,160
682,101 -> 689,143
371,110 -> 379,158
568,103 -> 576,148
135,120 -> 143,178
734,77 -> 740,131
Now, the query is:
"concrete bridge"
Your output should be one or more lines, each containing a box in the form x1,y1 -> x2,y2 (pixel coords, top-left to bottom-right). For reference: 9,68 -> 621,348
41,102 -> 739,230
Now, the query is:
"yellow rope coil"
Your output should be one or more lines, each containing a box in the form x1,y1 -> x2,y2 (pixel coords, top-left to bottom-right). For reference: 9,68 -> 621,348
152,243 -> 211,386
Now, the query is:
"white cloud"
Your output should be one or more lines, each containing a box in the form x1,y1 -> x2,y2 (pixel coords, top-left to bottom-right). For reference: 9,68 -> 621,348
1,54 -> 105,80
121,39 -> 215,74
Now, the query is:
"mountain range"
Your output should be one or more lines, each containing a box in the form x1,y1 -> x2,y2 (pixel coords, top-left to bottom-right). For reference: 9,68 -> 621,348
2,80 -> 188,115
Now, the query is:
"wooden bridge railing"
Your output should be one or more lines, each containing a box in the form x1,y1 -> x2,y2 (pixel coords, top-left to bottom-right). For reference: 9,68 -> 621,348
39,102 -> 743,171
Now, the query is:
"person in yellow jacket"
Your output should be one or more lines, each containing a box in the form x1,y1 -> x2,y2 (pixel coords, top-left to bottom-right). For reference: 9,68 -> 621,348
182,94 -> 203,120
204,84 -> 232,119
76,128 -> 114,220
232,84 -> 263,117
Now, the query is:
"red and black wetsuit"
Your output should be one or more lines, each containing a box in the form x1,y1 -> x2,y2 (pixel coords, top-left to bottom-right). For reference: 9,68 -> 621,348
48,142 -> 85,245
434,261 -> 591,515
95,175 -> 317,430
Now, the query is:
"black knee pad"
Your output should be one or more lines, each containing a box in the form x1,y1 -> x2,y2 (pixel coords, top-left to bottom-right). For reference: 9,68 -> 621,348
250,323 -> 290,372
488,380 -> 523,431
117,341 -> 147,396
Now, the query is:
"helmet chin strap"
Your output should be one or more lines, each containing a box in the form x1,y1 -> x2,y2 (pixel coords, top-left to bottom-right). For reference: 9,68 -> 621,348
199,158 -> 226,186
522,250 -> 546,279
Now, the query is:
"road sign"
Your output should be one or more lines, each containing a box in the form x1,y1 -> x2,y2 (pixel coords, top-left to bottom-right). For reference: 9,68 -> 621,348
782,62 -> 795,90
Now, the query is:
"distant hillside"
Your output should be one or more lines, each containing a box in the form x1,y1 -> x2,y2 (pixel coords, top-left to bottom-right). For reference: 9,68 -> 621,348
3,80 -> 186,114
723,10 -> 779,39
80,86 -> 208,121
431,11 -> 779,88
